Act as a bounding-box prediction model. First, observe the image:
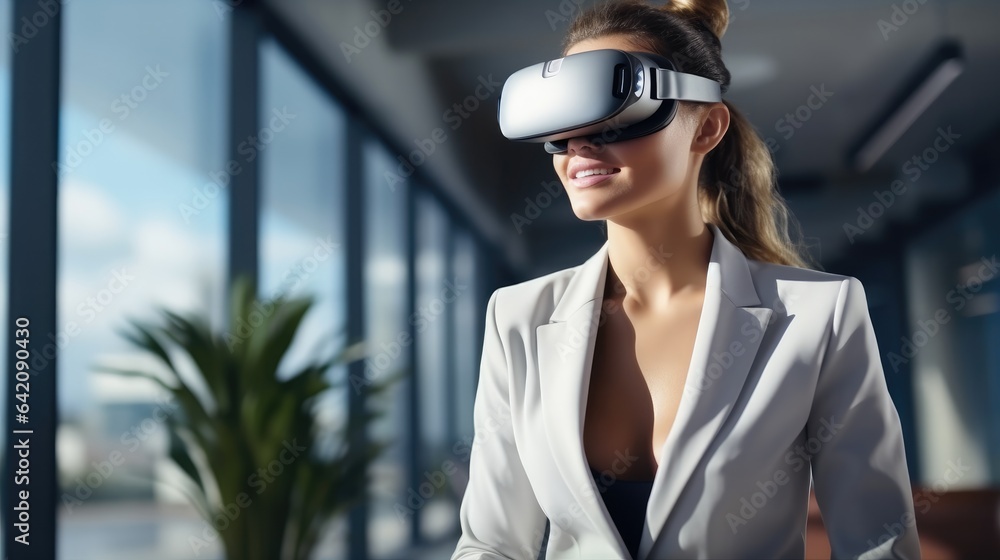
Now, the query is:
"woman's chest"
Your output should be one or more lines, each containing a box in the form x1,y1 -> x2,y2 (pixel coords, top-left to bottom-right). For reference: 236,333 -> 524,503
583,297 -> 704,478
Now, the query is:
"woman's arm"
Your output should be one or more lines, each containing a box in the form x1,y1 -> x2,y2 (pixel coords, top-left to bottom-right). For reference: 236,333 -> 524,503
807,277 -> 921,560
452,288 -> 549,560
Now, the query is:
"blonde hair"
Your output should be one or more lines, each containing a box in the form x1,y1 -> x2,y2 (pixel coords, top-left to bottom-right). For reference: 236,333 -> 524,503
563,0 -> 817,269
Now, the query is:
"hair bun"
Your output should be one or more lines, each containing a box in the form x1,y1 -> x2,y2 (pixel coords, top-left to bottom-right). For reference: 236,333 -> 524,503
661,0 -> 729,40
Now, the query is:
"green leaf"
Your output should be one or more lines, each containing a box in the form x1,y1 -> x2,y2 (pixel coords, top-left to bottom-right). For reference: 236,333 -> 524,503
168,427 -> 206,494
158,308 -> 227,412
116,319 -> 178,378
244,296 -> 313,387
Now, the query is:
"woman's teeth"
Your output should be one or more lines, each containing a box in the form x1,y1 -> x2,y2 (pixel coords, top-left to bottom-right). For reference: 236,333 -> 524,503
574,168 -> 618,179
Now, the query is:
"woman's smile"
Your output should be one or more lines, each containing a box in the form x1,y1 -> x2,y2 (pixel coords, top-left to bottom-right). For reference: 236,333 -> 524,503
566,157 -> 622,188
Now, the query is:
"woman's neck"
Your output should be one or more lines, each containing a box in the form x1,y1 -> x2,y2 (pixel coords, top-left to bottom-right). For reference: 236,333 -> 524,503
604,218 -> 713,311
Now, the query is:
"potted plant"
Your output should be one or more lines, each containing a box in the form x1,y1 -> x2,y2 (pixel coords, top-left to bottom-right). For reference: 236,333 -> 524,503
97,275 -> 405,559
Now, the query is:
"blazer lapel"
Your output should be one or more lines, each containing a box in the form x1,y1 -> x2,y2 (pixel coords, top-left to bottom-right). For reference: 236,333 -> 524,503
536,238 -> 623,553
536,223 -> 774,560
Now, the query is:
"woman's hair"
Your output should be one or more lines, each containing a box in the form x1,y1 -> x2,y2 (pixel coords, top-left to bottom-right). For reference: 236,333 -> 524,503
563,0 -> 817,269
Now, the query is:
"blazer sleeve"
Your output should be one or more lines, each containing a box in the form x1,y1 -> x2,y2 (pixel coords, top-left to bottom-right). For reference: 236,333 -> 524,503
807,277 -> 922,560
452,288 -> 549,560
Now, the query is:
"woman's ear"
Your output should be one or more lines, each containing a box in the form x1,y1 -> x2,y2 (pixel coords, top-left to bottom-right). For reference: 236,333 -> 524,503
690,102 -> 730,155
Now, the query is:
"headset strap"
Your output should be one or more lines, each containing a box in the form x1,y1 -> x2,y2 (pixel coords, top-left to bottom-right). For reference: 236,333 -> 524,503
653,68 -> 723,102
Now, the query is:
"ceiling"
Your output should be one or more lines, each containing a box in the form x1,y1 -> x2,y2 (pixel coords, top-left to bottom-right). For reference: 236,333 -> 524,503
262,0 -> 1000,278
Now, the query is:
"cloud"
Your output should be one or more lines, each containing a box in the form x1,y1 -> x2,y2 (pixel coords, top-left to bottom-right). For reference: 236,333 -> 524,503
60,178 -> 126,248
127,217 -> 223,313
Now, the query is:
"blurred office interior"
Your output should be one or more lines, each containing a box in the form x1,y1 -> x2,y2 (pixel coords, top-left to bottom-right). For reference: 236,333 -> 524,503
0,0 -> 998,558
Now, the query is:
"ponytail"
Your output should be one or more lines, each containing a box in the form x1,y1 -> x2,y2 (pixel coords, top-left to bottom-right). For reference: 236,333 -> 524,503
698,100 -> 815,268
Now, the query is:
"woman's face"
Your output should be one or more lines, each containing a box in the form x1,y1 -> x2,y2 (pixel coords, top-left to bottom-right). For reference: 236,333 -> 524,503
553,35 -> 704,223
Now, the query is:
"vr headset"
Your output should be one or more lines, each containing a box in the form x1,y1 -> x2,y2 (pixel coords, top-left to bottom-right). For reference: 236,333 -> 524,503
497,49 -> 723,154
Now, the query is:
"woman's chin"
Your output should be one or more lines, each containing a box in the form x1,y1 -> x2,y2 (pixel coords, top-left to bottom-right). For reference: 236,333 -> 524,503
569,197 -> 625,222
571,207 -> 613,222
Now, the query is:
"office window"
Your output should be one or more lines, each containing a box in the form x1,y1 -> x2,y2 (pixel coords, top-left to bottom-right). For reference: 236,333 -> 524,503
56,2 -> 227,558
414,190 -> 457,539
259,36 -> 347,367
363,138 -> 412,558
905,187 -> 1000,487
257,34 -> 349,556
451,229 -> 480,446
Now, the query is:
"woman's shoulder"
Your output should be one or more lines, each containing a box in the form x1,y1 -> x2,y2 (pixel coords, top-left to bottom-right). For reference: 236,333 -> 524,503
746,257 -> 865,293
744,258 -> 872,321
490,261 -> 587,326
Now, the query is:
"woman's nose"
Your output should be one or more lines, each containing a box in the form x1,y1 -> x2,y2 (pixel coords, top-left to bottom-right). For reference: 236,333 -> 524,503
566,135 -> 600,154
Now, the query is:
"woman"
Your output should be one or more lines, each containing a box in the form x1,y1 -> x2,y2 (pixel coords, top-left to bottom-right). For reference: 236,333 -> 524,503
453,1 -> 920,559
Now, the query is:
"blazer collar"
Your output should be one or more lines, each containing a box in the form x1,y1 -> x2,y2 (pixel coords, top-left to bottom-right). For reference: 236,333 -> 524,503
548,222 -> 762,322
535,222 -> 774,559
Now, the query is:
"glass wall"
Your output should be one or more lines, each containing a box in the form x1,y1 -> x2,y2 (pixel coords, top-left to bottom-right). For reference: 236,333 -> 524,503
1,2 -> 502,558
56,2 -> 228,558
258,34 -> 349,557
451,230 -> 479,447
905,186 -> 1000,487
414,189 -> 455,540
407,189 -> 489,544
363,139 -> 411,558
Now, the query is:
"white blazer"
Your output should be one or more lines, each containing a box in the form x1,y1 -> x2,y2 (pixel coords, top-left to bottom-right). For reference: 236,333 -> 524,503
452,222 -> 921,560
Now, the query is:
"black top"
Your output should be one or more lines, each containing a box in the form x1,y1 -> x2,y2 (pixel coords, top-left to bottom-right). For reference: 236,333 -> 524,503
589,465 -> 655,560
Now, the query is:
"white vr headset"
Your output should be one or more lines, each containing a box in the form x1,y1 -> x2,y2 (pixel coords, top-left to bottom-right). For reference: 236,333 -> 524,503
497,49 -> 723,154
